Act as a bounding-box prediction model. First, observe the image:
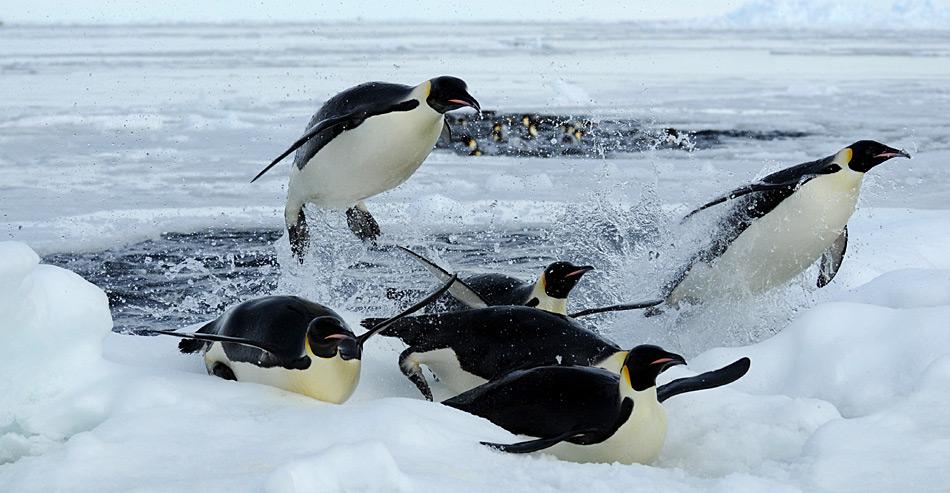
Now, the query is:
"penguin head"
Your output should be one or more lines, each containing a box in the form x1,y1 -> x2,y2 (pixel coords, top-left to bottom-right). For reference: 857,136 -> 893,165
846,140 -> 911,173
622,345 -> 686,391
540,262 -> 594,299
426,76 -> 480,114
306,316 -> 361,361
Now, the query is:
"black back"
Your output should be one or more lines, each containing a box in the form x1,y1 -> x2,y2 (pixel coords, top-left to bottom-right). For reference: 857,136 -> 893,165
444,366 -> 625,439
293,82 -> 415,169
661,155 -> 840,296
193,296 -> 351,369
433,273 -> 533,311
374,306 -> 621,380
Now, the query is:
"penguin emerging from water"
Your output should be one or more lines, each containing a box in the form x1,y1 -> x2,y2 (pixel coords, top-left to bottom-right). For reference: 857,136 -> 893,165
444,346 -> 750,464
251,76 -> 479,260
397,246 -> 593,315
142,275 -> 457,404
397,246 -> 662,317
649,140 -> 910,314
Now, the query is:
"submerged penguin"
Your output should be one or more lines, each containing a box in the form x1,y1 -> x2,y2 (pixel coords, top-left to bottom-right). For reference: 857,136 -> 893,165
251,76 -> 479,260
651,140 -> 910,313
143,275 -> 457,404
444,346 -> 750,464
398,246 -> 661,317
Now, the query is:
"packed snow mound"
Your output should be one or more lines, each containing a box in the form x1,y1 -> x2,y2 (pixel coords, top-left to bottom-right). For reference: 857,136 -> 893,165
709,0 -> 950,30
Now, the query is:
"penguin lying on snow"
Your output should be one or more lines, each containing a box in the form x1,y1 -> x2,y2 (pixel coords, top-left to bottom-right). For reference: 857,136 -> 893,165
650,140 -> 911,314
398,246 -> 661,317
251,76 -> 479,260
363,305 -> 745,401
143,274 -> 457,404
445,346 -> 750,464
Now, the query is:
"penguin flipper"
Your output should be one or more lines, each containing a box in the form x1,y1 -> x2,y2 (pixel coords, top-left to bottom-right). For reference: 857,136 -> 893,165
817,225 -> 848,288
440,116 -> 453,143
145,328 -> 286,357
569,298 -> 665,318
682,181 -> 801,221
480,429 -> 598,454
657,357 -> 750,403
397,246 -> 489,309
251,99 -> 421,183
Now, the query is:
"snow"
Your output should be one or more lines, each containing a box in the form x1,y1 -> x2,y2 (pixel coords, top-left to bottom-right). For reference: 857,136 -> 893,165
709,0 -> 950,30
3,18 -> 950,493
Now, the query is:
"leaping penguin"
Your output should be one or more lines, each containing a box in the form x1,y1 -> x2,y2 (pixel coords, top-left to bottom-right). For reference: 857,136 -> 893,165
444,346 -> 750,464
397,246 -> 661,317
650,140 -> 910,313
251,76 -> 479,260
141,274 -> 457,404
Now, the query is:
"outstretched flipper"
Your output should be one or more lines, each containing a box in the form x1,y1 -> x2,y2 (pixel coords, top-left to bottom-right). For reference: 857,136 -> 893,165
657,357 -> 750,403
569,298 -> 664,318
682,181 -> 803,221
251,99 -> 421,183
397,246 -> 489,309
346,202 -> 381,243
817,226 -> 848,288
481,429 -> 596,454
289,208 -> 310,262
145,328 -> 285,356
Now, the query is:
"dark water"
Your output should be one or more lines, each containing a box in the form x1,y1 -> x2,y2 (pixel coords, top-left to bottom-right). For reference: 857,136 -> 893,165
440,111 -> 809,157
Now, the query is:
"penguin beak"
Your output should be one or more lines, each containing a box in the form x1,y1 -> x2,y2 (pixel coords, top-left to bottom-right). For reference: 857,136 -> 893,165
565,266 -> 594,278
448,93 -> 480,112
651,353 -> 686,372
874,149 -> 911,160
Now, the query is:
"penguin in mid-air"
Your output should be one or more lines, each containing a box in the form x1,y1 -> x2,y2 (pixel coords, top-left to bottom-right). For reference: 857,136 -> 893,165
251,76 -> 480,260
398,246 -> 662,317
650,140 -> 910,313
142,275 -> 457,404
444,346 -> 750,464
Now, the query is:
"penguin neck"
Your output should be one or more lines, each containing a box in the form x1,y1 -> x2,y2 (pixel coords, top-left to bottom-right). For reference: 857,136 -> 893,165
621,380 -> 658,405
527,279 -> 567,315
411,81 -> 444,121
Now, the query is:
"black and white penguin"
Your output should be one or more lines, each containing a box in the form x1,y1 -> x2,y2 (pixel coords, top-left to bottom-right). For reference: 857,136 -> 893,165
364,306 -> 627,400
251,76 -> 479,259
142,275 -> 457,404
397,246 -> 593,315
444,346 -> 750,464
651,140 -> 911,312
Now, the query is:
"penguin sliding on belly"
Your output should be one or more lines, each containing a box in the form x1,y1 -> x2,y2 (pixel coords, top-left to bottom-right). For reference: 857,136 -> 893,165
398,246 -> 662,317
142,274 -> 457,404
251,77 -> 479,260
444,345 -> 750,464
651,140 -> 910,313
363,306 -> 748,401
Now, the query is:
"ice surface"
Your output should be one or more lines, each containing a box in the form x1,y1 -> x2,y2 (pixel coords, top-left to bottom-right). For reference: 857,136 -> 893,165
2,20 -> 950,493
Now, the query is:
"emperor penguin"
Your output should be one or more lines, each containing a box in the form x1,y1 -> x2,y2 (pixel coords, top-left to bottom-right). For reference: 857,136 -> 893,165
363,305 -> 744,401
651,140 -> 910,313
251,76 -> 480,260
398,246 -> 662,317
142,275 -> 457,404
444,345 -> 750,464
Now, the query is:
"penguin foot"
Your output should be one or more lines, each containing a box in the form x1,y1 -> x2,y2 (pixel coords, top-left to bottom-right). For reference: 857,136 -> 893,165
288,209 -> 310,263
211,363 -> 237,381
346,204 -> 381,243
399,349 -> 433,401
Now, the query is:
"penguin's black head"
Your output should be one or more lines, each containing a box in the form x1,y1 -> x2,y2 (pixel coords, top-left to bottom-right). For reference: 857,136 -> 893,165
846,140 -> 911,173
622,345 -> 686,391
427,76 -> 480,114
306,316 -> 360,361
541,262 -> 594,299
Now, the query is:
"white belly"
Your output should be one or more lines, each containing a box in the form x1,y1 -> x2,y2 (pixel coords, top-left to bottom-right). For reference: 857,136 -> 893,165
546,388 -> 667,464
204,342 -> 361,404
288,105 -> 443,209
413,348 -> 487,394
671,171 -> 862,304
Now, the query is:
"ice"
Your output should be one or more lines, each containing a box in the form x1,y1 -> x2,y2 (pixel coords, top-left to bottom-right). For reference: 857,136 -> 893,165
710,0 -> 950,30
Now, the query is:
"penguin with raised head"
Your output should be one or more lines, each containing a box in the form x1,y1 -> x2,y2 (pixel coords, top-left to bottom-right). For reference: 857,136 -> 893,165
141,275 -> 457,404
397,246 -> 661,317
444,346 -> 750,464
650,140 -> 911,314
397,246 -> 593,315
251,76 -> 479,260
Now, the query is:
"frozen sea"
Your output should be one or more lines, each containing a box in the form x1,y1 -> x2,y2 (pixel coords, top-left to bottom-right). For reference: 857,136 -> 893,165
2,21 -> 950,492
